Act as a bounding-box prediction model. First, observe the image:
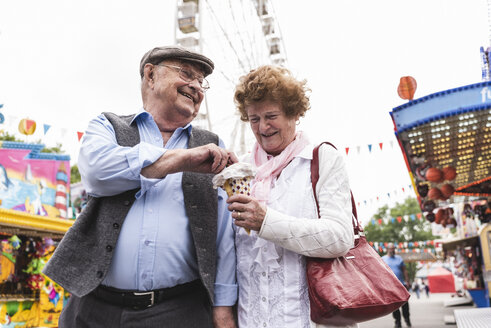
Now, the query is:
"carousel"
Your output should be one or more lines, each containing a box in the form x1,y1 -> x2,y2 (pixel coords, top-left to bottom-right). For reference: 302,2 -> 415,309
390,52 -> 491,312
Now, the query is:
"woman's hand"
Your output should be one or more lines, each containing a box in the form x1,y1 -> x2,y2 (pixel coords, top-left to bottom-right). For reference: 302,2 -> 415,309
227,195 -> 267,232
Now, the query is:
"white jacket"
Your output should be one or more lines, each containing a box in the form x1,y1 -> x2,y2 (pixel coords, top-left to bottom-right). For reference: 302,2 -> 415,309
235,142 -> 357,328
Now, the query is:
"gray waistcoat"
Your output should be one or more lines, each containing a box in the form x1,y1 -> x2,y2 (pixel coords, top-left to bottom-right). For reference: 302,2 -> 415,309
43,112 -> 219,304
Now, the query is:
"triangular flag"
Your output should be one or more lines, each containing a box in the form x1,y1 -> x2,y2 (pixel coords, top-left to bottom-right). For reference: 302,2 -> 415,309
387,193 -> 391,198
379,142 -> 383,150
402,187 -> 405,193
368,144 -> 372,153
345,147 -> 349,155
390,140 -> 394,148
77,131 -> 84,141
416,213 -> 422,219
0,104 -> 3,108
43,124 -> 51,135
397,216 -> 402,223
356,146 -> 361,154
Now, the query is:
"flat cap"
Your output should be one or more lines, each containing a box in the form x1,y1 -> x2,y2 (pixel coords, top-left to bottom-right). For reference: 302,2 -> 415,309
139,45 -> 214,78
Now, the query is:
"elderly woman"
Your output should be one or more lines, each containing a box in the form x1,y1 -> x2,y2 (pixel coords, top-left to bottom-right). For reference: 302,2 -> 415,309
228,65 -> 355,328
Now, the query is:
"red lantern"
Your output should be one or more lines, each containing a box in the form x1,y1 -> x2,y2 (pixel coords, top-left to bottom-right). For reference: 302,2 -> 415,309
397,76 -> 417,100
440,184 -> 455,199
426,167 -> 443,183
442,166 -> 457,181
435,208 -> 448,224
428,187 -> 443,200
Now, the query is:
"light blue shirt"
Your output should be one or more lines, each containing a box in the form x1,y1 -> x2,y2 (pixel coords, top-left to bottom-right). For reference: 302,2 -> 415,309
78,109 -> 237,306
382,254 -> 405,284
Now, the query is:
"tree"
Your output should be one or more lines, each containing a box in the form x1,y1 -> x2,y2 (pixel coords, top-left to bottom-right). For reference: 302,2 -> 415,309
364,197 -> 435,282
0,131 -> 23,142
70,165 -> 81,184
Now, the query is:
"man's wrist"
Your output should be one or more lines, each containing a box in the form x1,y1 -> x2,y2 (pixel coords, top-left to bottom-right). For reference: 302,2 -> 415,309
212,306 -> 236,328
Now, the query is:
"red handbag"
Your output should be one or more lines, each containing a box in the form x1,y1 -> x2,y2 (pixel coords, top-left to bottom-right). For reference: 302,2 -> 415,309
307,142 -> 410,326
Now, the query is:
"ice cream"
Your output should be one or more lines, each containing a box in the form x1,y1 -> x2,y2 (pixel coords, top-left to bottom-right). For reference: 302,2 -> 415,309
212,162 -> 256,234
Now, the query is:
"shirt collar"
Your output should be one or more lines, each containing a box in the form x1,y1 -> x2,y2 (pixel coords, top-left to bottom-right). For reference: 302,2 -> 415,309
132,108 -> 193,135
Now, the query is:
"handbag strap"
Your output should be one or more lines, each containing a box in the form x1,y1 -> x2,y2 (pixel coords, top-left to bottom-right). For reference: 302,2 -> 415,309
311,142 -> 363,235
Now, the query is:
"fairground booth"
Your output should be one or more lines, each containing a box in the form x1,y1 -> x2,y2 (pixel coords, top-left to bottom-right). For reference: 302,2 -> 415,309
0,141 -> 74,327
390,75 -> 491,309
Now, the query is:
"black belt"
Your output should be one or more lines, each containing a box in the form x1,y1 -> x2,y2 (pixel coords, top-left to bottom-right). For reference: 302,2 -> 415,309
92,280 -> 201,310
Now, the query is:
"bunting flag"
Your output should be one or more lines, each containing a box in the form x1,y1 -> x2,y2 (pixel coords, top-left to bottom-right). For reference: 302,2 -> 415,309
43,124 -> 51,135
368,144 -> 372,153
77,131 -> 84,142
0,113 -> 4,124
0,104 -> 3,108
370,212 -> 424,226
379,142 -> 383,150
368,239 -> 437,254
345,147 -> 349,155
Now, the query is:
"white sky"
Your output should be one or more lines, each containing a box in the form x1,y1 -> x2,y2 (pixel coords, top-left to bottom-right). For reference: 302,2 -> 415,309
0,0 -> 489,222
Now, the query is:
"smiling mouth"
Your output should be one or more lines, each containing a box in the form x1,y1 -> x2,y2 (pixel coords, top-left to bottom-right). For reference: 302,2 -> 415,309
179,90 -> 195,102
261,131 -> 277,137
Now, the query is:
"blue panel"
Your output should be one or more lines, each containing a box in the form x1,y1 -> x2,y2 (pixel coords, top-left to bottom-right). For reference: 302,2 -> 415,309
391,81 -> 491,132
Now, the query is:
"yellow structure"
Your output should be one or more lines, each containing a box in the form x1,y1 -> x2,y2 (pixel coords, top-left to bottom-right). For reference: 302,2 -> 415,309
0,209 -> 72,327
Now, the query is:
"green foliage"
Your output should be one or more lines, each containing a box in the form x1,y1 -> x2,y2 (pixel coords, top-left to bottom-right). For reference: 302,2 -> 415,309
364,197 -> 436,282
0,131 -> 23,142
40,142 -> 64,154
71,165 -> 81,184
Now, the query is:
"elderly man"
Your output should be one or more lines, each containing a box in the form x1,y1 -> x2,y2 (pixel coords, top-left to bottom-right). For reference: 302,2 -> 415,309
43,46 -> 238,328
382,243 -> 411,328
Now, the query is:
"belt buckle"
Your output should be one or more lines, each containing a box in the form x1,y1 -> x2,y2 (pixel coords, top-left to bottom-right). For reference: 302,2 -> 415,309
133,291 -> 155,308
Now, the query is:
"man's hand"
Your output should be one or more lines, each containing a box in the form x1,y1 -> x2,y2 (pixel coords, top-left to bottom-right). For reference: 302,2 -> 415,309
212,306 -> 236,328
141,144 -> 238,178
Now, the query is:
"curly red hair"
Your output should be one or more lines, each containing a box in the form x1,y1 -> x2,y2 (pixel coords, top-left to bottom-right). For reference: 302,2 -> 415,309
234,65 -> 311,121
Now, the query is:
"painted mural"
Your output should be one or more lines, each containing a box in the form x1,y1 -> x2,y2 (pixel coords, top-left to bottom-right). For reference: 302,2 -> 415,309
0,142 -> 70,219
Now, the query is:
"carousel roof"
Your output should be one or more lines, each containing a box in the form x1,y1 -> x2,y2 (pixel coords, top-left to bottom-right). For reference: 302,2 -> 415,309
390,81 -> 491,202
0,208 -> 73,240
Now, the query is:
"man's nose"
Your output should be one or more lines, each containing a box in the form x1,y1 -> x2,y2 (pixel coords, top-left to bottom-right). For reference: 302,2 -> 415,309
187,78 -> 204,93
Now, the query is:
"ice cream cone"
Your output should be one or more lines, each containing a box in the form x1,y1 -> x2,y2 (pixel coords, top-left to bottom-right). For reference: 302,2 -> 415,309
212,163 -> 256,235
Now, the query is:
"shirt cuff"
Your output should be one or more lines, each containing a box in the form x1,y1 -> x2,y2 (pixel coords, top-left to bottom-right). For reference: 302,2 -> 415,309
135,175 -> 161,199
125,142 -> 166,179
213,283 -> 238,306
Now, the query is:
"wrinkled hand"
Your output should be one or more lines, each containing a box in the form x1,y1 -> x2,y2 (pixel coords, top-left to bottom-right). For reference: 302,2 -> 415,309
141,144 -> 238,178
227,194 -> 267,232
183,143 -> 232,174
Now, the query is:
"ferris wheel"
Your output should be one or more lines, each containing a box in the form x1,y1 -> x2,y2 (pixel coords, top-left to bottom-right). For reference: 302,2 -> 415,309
174,0 -> 288,155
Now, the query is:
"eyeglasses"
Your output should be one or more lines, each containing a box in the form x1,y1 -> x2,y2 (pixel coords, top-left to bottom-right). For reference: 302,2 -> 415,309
157,64 -> 210,92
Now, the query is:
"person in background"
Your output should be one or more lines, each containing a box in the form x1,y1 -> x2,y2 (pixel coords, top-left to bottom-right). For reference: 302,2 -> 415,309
412,280 -> 420,299
43,46 -> 238,328
228,65 -> 355,328
383,243 -> 411,328
422,281 -> 430,298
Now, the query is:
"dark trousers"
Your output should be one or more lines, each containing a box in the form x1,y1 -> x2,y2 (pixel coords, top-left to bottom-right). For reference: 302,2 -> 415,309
59,284 -> 213,328
392,301 -> 410,325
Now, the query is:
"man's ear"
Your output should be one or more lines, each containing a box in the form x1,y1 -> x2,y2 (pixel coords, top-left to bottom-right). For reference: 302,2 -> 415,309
143,64 -> 154,83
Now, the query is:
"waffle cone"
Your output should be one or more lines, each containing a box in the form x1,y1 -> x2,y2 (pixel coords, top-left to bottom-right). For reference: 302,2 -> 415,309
224,177 -> 253,235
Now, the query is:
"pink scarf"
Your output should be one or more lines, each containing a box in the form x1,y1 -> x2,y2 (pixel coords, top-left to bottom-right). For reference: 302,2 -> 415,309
251,131 -> 310,203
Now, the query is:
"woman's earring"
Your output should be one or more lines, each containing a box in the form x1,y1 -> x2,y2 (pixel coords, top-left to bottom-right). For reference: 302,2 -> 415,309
296,120 -> 300,126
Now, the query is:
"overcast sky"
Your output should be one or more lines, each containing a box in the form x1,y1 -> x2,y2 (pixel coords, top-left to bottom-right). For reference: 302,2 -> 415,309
0,0 -> 488,221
